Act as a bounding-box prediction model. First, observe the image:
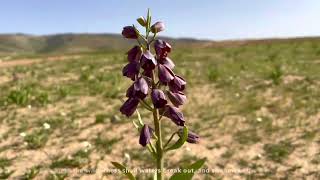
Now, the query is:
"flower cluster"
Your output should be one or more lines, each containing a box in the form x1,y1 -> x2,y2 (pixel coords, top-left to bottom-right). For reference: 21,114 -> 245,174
116,9 -> 201,180
120,26 -> 187,130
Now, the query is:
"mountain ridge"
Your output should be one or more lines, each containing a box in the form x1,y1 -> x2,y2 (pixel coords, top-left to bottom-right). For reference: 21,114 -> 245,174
0,33 -> 319,55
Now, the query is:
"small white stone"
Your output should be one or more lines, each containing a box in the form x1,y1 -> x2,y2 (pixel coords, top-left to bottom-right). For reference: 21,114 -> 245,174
257,154 -> 262,158
43,123 -> 51,129
60,112 -> 67,116
186,147 -> 191,152
235,93 -> 240,97
82,141 -> 92,149
124,153 -> 131,161
20,132 -> 26,137
256,117 -> 263,122
27,105 -> 32,109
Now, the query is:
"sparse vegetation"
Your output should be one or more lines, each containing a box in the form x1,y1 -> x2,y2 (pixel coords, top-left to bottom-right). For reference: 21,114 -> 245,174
0,36 -> 319,179
263,141 -> 295,163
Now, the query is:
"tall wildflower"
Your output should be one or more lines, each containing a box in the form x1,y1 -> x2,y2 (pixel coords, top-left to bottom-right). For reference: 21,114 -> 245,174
114,9 -> 204,180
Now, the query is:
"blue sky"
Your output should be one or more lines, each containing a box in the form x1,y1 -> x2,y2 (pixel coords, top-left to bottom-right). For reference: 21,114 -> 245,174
0,0 -> 319,40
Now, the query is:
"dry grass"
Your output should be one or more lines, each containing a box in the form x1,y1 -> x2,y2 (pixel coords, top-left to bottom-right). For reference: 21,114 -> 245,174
0,39 -> 319,179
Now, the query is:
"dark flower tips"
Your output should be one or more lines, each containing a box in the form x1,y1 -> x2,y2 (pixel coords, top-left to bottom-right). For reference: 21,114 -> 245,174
141,51 -> 157,71
159,57 -> 175,70
122,26 -> 138,39
158,64 -> 175,84
163,105 -> 185,126
154,39 -> 171,59
167,91 -> 186,107
133,77 -> 149,99
139,124 -> 152,147
127,46 -> 142,63
151,89 -> 167,108
120,98 -> 140,117
169,75 -> 186,92
122,62 -> 140,81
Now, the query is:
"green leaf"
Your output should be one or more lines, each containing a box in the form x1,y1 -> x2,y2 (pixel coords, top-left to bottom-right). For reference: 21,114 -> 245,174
111,162 -> 136,180
132,110 -> 144,130
169,158 -> 206,180
147,8 -> 151,29
166,126 -> 188,152
136,109 -> 144,127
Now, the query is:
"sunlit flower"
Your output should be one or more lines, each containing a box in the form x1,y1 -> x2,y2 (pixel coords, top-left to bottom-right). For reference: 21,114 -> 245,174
151,21 -> 165,33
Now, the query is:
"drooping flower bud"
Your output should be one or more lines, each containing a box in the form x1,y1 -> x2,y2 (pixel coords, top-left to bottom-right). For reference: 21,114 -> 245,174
159,57 -> 175,70
120,98 -> 140,117
139,124 -> 153,147
169,75 -> 186,92
127,46 -> 142,63
151,89 -> 167,108
122,62 -> 140,81
151,21 -> 165,33
178,129 -> 200,144
167,91 -> 186,107
163,105 -> 185,126
122,26 -> 138,39
141,51 -> 157,71
137,16 -> 147,27
154,39 -> 171,59
158,64 -> 175,84
133,77 -> 149,99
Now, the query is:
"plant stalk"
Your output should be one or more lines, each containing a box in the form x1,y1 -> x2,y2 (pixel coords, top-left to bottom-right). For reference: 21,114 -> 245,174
144,16 -> 164,178
151,71 -> 164,180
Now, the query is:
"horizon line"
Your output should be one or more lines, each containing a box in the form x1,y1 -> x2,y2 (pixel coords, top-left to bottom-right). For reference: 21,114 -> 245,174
0,32 -> 320,42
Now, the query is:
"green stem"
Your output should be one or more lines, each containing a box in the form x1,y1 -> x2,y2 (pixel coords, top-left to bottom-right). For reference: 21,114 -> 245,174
144,10 -> 164,178
151,71 -> 164,180
163,132 -> 177,149
139,99 -> 153,112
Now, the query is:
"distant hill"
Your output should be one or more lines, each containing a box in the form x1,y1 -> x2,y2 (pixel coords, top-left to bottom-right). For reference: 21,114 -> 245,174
0,33 -> 208,56
0,33 -> 319,56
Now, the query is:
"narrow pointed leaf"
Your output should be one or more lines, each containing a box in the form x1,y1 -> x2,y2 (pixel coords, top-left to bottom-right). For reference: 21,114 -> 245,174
132,120 -> 139,129
136,110 -> 144,127
111,161 -> 136,180
132,110 -> 144,130
169,158 -> 206,180
147,8 -> 151,29
166,126 -> 188,151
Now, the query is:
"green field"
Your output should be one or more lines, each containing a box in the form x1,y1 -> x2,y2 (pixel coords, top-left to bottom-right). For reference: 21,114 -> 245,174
0,36 -> 320,179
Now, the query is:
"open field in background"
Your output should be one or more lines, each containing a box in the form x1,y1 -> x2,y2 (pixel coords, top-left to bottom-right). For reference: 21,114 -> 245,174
0,36 -> 320,179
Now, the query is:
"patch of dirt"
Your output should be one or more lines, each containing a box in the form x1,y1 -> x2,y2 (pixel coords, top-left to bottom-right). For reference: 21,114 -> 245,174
283,75 -> 305,84
0,55 -> 82,68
